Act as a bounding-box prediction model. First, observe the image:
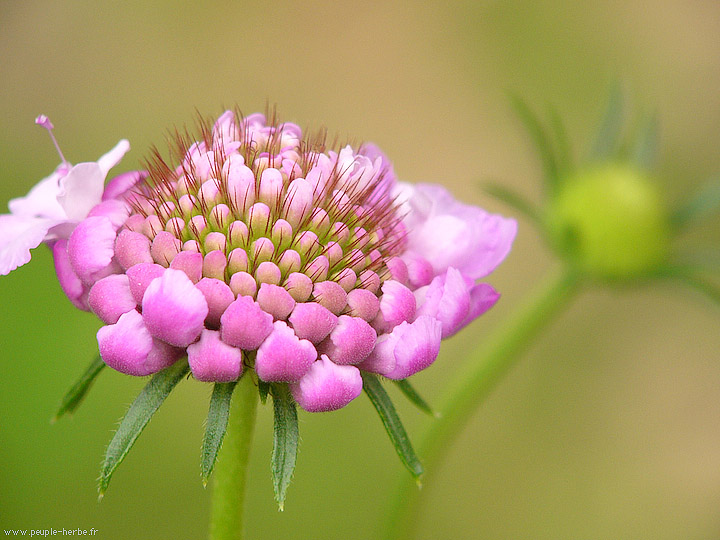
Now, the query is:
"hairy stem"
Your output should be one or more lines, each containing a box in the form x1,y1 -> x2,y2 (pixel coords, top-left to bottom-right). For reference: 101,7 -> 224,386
209,374 -> 259,540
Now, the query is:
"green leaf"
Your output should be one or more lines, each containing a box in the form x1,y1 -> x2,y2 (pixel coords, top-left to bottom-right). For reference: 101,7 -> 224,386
671,179 -> 720,230
393,379 -> 437,417
201,381 -> 238,486
630,112 -> 659,169
483,183 -> 541,225
258,379 -> 270,405
509,94 -> 560,191
270,383 -> 299,510
547,105 -> 573,177
54,356 -> 105,422
590,82 -> 624,161
99,360 -> 189,497
362,373 -> 423,479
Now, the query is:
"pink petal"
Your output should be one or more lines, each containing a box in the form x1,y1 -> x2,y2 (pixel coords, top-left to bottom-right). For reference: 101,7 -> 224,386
96,139 -> 130,177
259,168 -> 284,203
126,262 -> 165,304
87,199 -> 130,230
114,229 -> 153,270
415,267 -> 471,338
319,315 -> 377,366
195,277 -> 235,328
284,178 -> 314,226
150,231 -> 181,266
97,309 -> 180,376
345,288 -> 380,322
290,356 -> 362,412
8,168 -> 66,219
228,271 -> 257,298
386,257 -> 409,284
399,183 -> 517,280
402,253 -> 434,288
256,283 -> 296,320
52,238 -> 90,310
0,214 -> 56,275
141,268 -> 208,347
203,250 -> 228,280
288,302 -> 338,344
220,296 -> 274,350
67,216 -> 117,284
255,321 -> 317,382
103,170 -> 146,201
375,280 -> 416,332
312,280 -> 348,315
360,315 -> 442,379
455,283 -> 500,333
212,110 -> 240,146
57,163 -> 105,221
284,272 -> 313,302
358,143 -> 396,204
169,251 -> 203,283
188,329 -> 243,382
88,274 -> 136,324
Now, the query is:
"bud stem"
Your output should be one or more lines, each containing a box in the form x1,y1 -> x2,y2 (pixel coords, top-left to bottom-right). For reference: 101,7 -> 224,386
209,371 -> 259,540
383,267 -> 581,540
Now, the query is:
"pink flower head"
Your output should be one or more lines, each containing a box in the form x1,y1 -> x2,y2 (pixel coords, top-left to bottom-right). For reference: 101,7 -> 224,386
1,111 -> 515,413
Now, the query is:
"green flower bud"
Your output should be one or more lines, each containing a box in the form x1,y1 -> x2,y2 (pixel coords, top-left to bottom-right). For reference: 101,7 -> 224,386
546,164 -> 670,280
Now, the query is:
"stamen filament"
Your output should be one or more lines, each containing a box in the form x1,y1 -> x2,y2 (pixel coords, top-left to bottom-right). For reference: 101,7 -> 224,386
35,114 -> 69,167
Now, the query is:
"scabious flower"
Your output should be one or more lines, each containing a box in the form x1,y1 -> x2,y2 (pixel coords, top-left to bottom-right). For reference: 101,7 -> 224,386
2,111 -> 516,507
3,110 -> 515,413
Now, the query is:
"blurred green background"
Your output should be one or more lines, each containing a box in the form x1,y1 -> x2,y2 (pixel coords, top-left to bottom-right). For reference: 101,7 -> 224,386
1,1 -> 719,539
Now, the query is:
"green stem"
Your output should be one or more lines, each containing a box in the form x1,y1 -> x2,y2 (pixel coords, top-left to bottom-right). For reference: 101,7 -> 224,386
209,374 -> 259,540
383,267 -> 581,540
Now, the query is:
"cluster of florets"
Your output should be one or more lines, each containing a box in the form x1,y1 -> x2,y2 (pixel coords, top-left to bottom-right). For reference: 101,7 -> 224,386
1,111 -> 516,412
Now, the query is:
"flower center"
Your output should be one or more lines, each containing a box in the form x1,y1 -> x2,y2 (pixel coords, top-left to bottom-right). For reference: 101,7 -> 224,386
120,111 -> 406,300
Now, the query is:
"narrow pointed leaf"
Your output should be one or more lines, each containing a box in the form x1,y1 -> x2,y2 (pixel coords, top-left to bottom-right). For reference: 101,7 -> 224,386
670,179 -> 720,230
99,360 -> 189,497
54,356 -> 105,422
484,183 -> 541,225
590,82 -> 624,161
270,383 -> 298,510
657,265 -> 720,309
393,379 -> 437,417
201,380 -> 238,485
548,105 -> 573,177
258,379 -> 270,405
677,272 -> 720,309
362,373 -> 423,479
631,112 -> 659,169
509,94 -> 559,191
